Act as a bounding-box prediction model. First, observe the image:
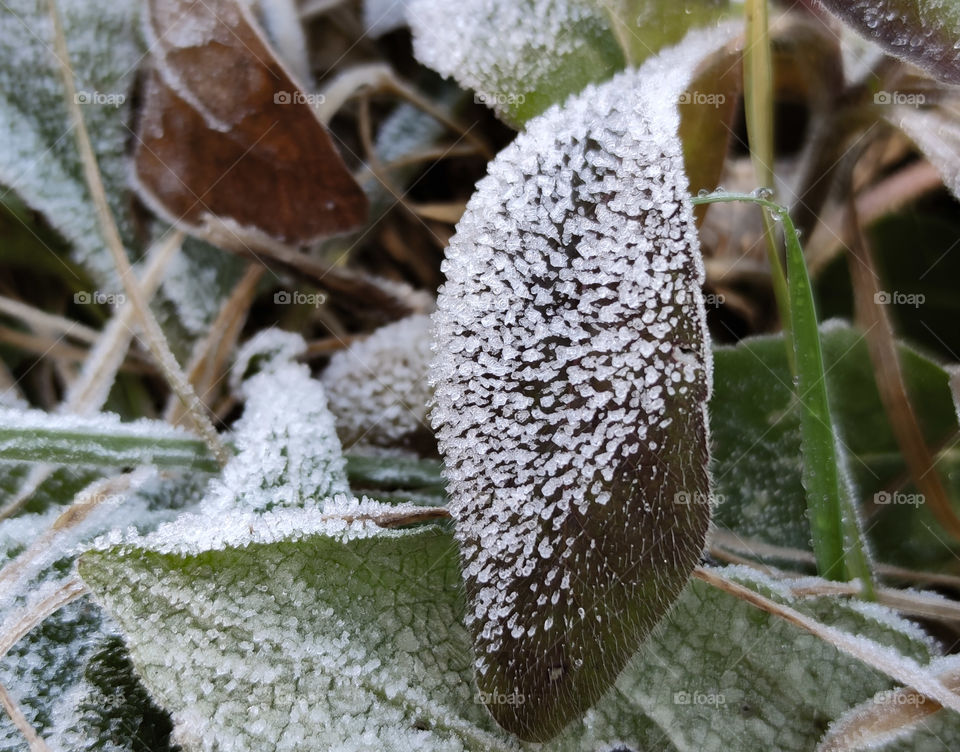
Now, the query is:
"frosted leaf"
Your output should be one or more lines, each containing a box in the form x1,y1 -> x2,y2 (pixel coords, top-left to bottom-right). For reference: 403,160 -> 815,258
80,519 -> 507,751
406,0 -> 738,126
79,518 -> 947,751
0,471 -> 207,749
818,0 -> 960,83
818,654 -> 960,752
0,0 -> 141,291
322,314 -> 435,450
406,0 -> 624,124
205,332 -> 348,514
430,33 -> 720,740
230,327 -> 309,393
892,104 -> 960,201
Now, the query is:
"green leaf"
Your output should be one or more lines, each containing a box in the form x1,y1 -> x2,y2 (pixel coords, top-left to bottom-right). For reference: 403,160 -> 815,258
344,454 -> 445,493
818,0 -> 960,83
79,517 -> 948,751
710,323 -> 959,560
603,0 -> 731,67
408,0 -> 736,126
0,408 -> 219,472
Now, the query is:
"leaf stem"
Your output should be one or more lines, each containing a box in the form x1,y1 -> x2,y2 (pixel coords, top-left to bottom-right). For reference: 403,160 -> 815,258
743,0 -> 793,367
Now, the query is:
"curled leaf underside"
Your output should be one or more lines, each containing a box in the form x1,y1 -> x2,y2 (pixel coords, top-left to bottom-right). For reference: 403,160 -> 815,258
431,62 -> 713,740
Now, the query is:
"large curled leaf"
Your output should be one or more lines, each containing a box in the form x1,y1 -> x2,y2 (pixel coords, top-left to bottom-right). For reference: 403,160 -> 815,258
429,36 -> 725,740
80,515 -> 951,751
818,0 -> 960,83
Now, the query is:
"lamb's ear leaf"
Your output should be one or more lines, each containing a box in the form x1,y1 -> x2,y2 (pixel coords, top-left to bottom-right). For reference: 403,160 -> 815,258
817,0 -> 960,83
406,0 -> 737,126
428,30 -> 737,740
78,519 -> 946,751
710,322 -> 960,567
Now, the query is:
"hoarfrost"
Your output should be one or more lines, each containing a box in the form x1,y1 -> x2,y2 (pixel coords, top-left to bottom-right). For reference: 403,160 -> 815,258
204,330 -> 348,514
430,29 -> 725,740
322,314 -> 434,450
407,0 -> 621,122
79,524 -> 507,751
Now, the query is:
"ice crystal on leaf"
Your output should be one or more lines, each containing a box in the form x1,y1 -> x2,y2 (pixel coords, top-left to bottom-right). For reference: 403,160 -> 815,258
818,0 -> 960,83
322,314 -> 434,450
430,32 -> 720,742
203,330 -> 348,514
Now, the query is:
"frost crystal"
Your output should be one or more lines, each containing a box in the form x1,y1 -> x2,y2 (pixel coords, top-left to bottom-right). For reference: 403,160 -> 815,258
322,314 -> 434,450
407,0 -> 619,122
205,331 -> 348,514
431,42 -> 716,740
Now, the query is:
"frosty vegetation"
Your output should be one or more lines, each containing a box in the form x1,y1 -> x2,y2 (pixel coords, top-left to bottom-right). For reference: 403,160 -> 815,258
2,0 -> 960,749
429,38 -> 720,738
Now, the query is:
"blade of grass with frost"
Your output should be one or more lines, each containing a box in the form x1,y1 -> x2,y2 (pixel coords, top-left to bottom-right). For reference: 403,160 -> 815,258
0,408 -> 218,472
345,455 -> 445,493
430,31 -> 735,743
693,191 -> 874,592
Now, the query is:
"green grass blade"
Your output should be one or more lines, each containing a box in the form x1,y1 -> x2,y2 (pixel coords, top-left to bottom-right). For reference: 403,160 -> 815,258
344,454 -> 446,492
0,411 -> 219,472
693,191 -> 875,594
